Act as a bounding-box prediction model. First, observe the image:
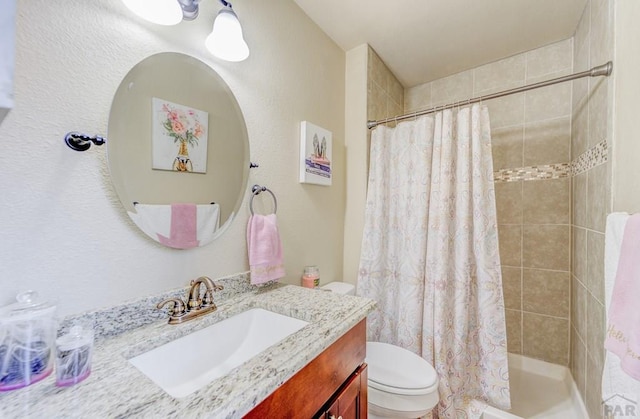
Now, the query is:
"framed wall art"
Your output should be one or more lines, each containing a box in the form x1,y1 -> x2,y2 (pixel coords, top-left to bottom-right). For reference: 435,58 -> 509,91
299,121 -> 332,186
152,97 -> 208,173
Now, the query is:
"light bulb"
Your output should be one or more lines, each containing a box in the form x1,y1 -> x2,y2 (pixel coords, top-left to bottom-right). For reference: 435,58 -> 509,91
205,8 -> 249,62
121,0 -> 183,26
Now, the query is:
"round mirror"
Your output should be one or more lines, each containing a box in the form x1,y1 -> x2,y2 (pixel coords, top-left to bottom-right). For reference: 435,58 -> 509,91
107,52 -> 249,248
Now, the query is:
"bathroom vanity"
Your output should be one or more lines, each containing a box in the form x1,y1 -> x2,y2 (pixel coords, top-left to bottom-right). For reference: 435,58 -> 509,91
0,281 -> 375,418
246,319 -> 367,418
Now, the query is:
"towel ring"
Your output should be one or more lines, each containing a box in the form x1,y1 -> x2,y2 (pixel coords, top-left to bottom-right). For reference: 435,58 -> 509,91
250,184 -> 277,215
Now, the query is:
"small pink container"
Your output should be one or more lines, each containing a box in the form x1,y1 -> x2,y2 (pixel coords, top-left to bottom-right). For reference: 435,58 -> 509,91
301,266 -> 320,289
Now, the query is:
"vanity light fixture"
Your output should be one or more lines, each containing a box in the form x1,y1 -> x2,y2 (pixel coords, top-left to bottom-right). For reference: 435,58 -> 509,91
120,0 -> 249,62
121,0 -> 184,26
204,0 -> 250,62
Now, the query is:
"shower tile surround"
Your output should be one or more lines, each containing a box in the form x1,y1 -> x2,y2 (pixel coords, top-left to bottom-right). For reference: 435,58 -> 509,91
366,2 -> 613,414
570,0 -> 613,417
367,48 -> 404,125
492,138 -> 607,183
402,38 -> 575,366
397,3 -> 612,417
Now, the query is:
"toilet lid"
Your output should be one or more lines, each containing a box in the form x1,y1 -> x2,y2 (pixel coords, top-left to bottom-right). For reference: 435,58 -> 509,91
366,342 -> 438,396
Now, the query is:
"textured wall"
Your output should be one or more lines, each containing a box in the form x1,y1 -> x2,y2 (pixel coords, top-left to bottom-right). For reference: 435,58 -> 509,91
0,0 -> 345,317
611,1 -> 640,213
405,39 -> 574,366
343,45 -> 368,289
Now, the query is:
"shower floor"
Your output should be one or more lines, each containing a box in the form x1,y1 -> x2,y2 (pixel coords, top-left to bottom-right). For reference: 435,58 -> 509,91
482,354 -> 588,419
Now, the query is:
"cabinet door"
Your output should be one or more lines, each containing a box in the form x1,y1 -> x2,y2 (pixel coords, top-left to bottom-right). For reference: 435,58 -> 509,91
324,364 -> 368,419
245,320 -> 366,419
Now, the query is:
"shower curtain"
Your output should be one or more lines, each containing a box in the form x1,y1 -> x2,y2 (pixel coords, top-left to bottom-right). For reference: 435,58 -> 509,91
357,104 -> 511,418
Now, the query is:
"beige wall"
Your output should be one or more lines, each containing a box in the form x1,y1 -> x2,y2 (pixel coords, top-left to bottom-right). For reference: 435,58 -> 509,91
611,0 -> 640,213
0,0 -> 345,316
406,39 -> 574,366
570,0 -> 614,417
343,45 -> 368,288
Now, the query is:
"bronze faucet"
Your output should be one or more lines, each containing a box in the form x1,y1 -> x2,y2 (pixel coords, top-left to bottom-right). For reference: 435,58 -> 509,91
157,276 -> 224,325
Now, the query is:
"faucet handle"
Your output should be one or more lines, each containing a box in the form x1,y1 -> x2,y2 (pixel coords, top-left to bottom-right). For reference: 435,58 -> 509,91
202,282 -> 223,307
157,298 -> 186,316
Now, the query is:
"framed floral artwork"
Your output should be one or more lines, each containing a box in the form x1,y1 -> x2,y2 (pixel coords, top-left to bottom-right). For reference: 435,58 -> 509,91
151,98 -> 208,173
299,121 -> 332,186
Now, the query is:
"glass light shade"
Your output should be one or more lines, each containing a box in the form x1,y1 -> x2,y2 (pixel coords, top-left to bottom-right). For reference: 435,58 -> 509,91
121,0 -> 183,26
205,9 -> 250,62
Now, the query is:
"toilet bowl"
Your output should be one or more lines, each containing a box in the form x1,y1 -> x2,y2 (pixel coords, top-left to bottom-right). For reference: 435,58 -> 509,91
320,282 -> 440,418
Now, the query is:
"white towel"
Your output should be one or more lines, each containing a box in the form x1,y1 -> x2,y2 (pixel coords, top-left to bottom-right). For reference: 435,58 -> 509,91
195,204 -> 221,245
0,0 -> 16,110
127,203 -> 220,246
602,212 -> 640,417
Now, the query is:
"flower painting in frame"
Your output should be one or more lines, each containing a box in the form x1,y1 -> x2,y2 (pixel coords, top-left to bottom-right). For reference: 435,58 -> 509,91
152,97 -> 209,173
299,121 -> 332,186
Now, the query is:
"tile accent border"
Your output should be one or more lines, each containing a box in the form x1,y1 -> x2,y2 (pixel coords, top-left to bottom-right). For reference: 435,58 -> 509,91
494,163 -> 572,183
493,139 -> 608,183
571,139 -> 608,176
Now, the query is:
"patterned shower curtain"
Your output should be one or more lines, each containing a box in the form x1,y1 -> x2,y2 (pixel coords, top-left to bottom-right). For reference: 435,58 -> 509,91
357,104 -> 511,418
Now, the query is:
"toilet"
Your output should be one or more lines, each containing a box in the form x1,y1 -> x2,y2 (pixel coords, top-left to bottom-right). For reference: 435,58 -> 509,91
320,282 -> 439,418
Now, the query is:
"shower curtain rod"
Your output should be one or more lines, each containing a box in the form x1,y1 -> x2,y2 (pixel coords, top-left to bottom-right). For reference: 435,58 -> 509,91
367,61 -> 613,129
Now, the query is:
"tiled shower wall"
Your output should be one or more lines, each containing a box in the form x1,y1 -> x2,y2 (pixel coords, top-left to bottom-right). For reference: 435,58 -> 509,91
570,0 -> 613,417
367,48 -> 404,133
366,3 -> 615,414
404,39 -> 574,366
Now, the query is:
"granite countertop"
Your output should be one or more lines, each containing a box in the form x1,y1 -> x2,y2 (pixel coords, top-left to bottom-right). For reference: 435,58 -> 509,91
0,284 -> 375,418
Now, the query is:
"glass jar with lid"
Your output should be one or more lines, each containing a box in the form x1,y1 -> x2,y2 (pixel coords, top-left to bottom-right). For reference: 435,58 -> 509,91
0,291 -> 57,391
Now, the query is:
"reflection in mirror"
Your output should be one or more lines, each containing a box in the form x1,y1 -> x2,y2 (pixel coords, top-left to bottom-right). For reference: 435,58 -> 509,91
107,53 -> 249,248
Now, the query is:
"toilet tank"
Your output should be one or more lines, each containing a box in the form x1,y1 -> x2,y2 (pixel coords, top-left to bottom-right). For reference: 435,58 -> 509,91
320,281 -> 356,295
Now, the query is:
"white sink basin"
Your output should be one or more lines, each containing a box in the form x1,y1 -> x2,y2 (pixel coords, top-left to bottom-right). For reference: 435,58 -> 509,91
128,308 -> 308,398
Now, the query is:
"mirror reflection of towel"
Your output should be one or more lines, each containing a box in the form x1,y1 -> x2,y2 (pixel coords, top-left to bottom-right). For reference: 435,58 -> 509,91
127,203 -> 220,248
157,204 -> 198,249
196,205 -> 221,245
247,214 -> 285,284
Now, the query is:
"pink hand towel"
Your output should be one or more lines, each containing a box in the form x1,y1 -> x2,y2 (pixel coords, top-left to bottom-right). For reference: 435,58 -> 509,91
247,214 -> 285,284
605,213 -> 640,380
158,204 -> 199,249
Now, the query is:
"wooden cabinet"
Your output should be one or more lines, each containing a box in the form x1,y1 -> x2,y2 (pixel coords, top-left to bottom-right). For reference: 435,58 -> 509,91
317,364 -> 367,419
244,320 -> 367,419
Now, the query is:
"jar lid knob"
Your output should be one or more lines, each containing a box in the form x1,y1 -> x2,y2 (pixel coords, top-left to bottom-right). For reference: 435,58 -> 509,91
16,290 -> 39,304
